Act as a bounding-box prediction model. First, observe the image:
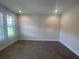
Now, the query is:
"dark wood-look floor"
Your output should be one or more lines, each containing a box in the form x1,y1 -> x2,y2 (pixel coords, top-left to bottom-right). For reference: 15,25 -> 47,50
0,40 -> 79,59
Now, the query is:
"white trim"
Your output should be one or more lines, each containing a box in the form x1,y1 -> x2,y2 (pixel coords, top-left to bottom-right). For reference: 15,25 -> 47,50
19,39 -> 59,41
0,39 -> 17,51
59,40 -> 79,56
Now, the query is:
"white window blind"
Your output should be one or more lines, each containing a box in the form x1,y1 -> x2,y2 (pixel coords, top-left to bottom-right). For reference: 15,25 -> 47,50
7,15 -> 15,38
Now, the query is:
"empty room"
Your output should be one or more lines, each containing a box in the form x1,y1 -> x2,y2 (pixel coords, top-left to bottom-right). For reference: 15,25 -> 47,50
0,0 -> 79,59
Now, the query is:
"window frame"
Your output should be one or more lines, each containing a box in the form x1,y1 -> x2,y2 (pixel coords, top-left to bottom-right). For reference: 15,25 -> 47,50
0,12 -> 4,41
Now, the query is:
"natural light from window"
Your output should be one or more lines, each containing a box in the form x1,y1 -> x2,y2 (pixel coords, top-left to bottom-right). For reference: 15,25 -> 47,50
7,15 -> 15,38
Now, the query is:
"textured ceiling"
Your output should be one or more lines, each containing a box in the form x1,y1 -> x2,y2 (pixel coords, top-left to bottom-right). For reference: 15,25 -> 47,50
0,0 -> 79,14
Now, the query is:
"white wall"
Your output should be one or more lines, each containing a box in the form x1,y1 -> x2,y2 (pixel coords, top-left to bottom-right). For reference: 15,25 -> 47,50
60,4 -> 79,56
0,6 -> 17,51
19,14 -> 60,41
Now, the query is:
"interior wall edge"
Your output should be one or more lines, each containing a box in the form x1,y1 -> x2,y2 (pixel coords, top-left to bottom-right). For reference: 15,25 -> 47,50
0,4 -> 17,14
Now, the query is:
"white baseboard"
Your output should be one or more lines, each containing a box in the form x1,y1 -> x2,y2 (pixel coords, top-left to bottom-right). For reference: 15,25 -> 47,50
0,39 -> 17,51
59,40 -> 79,56
19,39 -> 59,41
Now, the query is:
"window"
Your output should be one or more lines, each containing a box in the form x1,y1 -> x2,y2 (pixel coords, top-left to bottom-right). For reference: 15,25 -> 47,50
7,15 -> 15,38
0,13 -> 4,41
